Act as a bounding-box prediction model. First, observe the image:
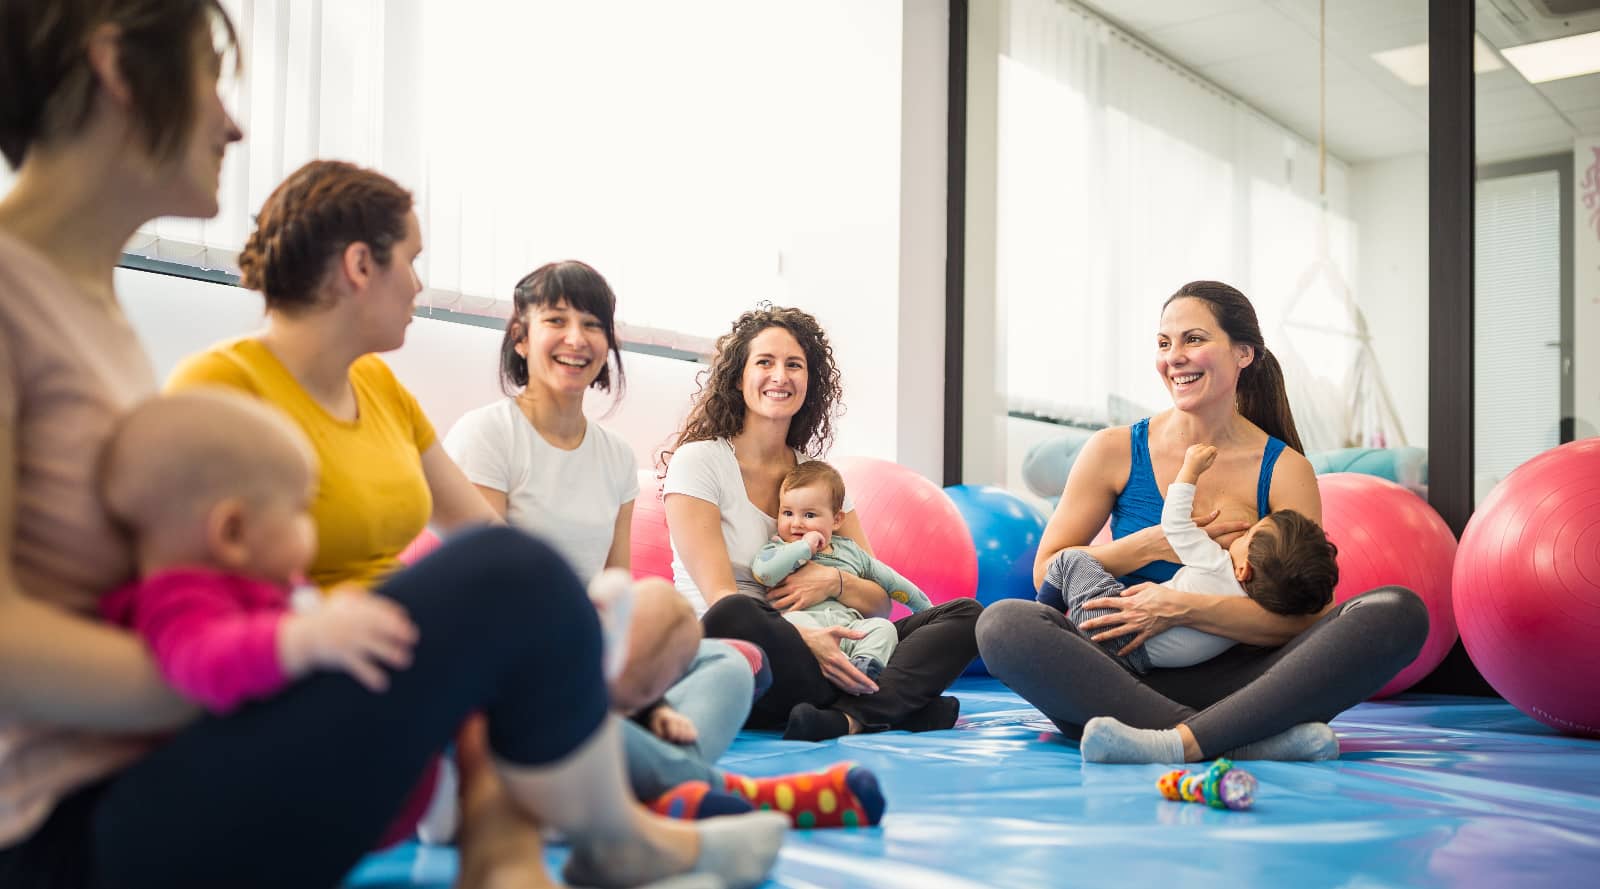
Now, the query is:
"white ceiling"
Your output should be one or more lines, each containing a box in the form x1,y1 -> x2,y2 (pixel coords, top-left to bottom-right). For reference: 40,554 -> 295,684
1076,0 -> 1600,165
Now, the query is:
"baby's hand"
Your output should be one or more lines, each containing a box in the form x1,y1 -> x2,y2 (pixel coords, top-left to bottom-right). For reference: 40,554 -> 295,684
281,592 -> 417,692
649,704 -> 700,745
802,530 -> 826,554
1180,444 -> 1218,481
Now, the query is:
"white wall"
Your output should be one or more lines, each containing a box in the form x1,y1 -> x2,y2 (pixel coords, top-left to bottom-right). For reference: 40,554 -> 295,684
116,268 -> 703,470
1349,153 -> 1430,448
895,0 -> 950,482
1575,137 -> 1600,439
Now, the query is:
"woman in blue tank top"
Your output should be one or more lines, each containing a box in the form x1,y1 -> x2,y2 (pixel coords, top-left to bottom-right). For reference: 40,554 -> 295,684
976,282 -> 1429,765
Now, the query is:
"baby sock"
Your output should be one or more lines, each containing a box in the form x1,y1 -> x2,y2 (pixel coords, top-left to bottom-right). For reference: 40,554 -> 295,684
1079,716 -> 1186,763
1036,580 -> 1068,613
850,655 -> 886,681
586,568 -> 636,683
722,762 -> 885,828
1223,722 -> 1340,762
648,780 -> 756,820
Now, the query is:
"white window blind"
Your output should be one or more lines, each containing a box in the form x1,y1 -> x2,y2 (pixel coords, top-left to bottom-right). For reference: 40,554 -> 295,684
1474,169 -> 1562,504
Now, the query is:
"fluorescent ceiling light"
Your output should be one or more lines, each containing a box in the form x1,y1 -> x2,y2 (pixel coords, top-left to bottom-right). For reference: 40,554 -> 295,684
1501,31 -> 1600,83
1371,36 -> 1505,86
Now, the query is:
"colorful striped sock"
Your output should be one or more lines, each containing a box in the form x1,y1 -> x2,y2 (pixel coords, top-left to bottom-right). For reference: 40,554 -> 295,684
722,762 -> 885,829
648,781 -> 756,820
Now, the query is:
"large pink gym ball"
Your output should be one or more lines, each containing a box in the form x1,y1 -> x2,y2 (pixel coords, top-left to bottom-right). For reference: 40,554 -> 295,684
1318,472 -> 1458,698
1454,439 -> 1600,737
834,457 -> 979,618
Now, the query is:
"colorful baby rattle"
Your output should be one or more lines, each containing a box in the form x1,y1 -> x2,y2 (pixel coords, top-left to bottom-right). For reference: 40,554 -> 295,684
1156,757 -> 1256,811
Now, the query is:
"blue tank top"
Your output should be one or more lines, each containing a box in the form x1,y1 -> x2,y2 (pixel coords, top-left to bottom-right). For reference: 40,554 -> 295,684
1109,418 -> 1285,586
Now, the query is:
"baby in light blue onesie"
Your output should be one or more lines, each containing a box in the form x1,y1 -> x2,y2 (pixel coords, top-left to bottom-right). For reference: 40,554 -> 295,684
751,461 -> 932,681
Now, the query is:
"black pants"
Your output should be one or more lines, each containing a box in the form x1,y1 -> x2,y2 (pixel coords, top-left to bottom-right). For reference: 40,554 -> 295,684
975,587 -> 1430,756
0,526 -> 606,889
702,595 -> 981,731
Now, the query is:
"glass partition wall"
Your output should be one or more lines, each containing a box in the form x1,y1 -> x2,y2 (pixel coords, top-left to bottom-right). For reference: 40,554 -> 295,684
963,0 -> 1432,513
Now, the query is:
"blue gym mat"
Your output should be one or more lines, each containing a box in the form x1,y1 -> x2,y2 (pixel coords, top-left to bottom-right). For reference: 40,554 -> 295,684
347,678 -> 1600,889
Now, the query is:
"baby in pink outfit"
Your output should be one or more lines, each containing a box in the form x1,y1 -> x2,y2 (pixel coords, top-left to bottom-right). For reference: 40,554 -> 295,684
98,389 -> 417,709
98,389 -> 430,845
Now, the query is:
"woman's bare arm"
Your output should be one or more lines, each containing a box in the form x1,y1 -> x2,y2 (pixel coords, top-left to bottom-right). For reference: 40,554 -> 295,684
605,501 -> 634,571
663,493 -> 740,607
0,426 -> 194,731
421,443 -> 503,533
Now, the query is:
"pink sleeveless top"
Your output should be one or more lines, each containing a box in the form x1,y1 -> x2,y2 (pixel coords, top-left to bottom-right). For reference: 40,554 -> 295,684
0,231 -> 157,847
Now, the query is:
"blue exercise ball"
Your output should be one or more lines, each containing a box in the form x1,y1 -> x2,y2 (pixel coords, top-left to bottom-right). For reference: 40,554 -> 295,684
944,484 -> 1048,676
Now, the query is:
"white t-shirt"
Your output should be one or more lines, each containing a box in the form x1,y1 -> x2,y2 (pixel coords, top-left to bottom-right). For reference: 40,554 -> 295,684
662,438 -> 852,616
1143,481 -> 1246,668
444,398 -> 638,583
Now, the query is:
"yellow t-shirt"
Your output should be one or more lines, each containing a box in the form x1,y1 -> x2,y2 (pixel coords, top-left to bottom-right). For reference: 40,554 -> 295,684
167,338 -> 436,589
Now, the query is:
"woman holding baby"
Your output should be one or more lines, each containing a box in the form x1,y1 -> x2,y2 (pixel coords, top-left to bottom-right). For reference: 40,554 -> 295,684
976,281 -> 1430,765
663,306 -> 982,742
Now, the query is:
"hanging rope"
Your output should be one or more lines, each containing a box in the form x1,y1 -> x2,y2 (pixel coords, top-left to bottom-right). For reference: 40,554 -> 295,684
1319,0 -> 1327,200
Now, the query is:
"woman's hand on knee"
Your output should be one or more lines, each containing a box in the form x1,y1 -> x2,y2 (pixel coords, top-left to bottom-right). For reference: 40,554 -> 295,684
797,624 -> 878,695
1078,582 -> 1190,655
767,561 -> 838,612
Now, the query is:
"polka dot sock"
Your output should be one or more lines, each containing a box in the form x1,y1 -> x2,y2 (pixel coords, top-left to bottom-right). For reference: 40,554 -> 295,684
648,781 -> 756,820
722,762 -> 885,829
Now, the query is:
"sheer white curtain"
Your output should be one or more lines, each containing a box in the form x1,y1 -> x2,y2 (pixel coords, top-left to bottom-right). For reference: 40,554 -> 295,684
64,0 -> 900,356
997,0 -> 1359,449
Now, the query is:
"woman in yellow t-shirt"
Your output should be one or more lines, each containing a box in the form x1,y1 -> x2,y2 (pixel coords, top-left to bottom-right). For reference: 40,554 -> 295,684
166,160 -> 785,887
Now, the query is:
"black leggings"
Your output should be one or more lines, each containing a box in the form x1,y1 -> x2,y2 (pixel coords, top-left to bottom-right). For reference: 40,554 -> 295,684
975,587 -> 1429,756
702,595 -> 982,731
0,526 -> 606,889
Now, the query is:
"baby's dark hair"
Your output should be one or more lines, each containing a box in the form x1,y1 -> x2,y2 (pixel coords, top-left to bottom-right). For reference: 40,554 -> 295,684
1243,510 -> 1338,615
781,460 -> 846,513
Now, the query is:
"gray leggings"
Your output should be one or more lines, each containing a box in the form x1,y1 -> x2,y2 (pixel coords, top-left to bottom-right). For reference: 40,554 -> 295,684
975,587 -> 1429,756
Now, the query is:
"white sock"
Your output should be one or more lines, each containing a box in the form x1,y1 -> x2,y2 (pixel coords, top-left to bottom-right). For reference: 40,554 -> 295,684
1080,716 -> 1186,764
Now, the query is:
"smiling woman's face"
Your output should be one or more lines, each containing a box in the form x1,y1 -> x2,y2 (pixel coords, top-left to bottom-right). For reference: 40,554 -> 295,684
1156,296 -> 1252,411
741,326 -> 809,424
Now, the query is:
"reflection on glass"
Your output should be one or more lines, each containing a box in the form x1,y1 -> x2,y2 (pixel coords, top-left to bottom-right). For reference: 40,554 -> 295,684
1474,0 -> 1597,502
988,0 -> 1431,505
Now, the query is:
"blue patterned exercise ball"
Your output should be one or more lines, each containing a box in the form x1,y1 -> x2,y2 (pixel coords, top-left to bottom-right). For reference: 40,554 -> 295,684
945,484 -> 1048,676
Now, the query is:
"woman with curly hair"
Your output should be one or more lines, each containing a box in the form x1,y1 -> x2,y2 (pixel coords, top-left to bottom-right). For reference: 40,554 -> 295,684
663,307 -> 982,741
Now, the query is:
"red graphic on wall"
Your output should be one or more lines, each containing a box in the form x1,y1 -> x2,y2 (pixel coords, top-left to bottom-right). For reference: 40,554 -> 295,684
1584,146 -> 1600,242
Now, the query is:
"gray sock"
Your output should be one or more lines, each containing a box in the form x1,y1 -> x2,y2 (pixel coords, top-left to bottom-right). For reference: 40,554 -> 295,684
1222,722 -> 1340,762
1079,716 -> 1186,764
687,811 -> 787,889
564,811 -> 785,889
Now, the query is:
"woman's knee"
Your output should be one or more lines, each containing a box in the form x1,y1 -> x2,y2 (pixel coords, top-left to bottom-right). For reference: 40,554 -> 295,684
701,593 -> 769,638
395,525 -> 593,642
613,580 -> 703,713
975,599 -> 1056,674
690,640 -> 757,697
1344,585 -> 1430,654
935,597 -> 984,623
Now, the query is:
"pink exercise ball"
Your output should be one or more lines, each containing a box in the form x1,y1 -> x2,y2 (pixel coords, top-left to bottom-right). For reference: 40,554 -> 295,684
1454,439 -> 1600,737
1318,472 -> 1458,698
630,469 -> 675,581
833,456 -> 978,618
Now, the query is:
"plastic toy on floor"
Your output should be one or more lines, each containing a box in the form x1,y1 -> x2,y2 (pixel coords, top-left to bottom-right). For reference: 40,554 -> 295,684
1156,758 -> 1256,811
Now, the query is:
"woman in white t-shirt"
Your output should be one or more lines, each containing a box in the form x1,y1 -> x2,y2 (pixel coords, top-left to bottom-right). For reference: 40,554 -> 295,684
448,262 -> 805,812
663,306 -> 983,742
